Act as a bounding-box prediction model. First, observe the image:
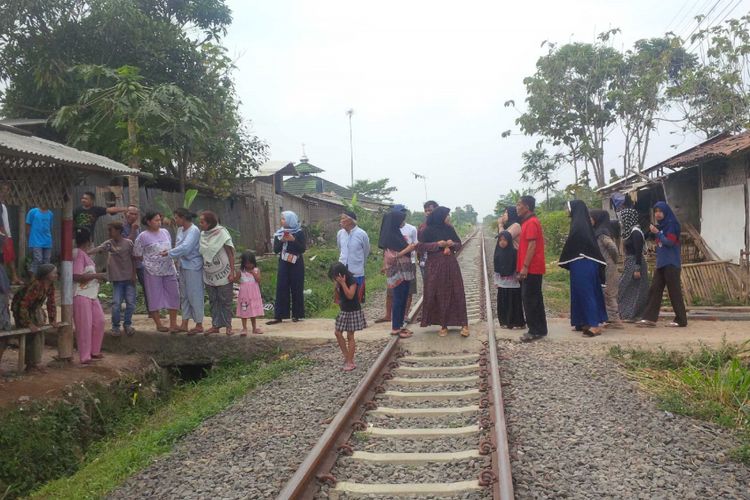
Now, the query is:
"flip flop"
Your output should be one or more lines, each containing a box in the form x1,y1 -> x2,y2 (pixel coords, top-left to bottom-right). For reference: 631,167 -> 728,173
253,329 -> 264,335
156,326 -> 169,333
398,329 -> 413,338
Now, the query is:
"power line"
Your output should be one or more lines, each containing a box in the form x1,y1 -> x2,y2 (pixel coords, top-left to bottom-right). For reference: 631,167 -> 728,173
686,0 -> 743,53
683,0 -> 725,46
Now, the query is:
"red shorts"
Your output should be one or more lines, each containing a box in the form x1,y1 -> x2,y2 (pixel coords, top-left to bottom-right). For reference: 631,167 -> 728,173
2,237 -> 15,264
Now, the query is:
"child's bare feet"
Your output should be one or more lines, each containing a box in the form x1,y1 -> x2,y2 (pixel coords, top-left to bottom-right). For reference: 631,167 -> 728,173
342,362 -> 356,372
225,328 -> 234,336
253,328 -> 264,334
240,329 -> 248,337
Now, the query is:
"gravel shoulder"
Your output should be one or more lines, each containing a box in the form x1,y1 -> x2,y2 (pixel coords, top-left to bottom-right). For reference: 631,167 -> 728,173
108,340 -> 388,499
501,339 -> 750,499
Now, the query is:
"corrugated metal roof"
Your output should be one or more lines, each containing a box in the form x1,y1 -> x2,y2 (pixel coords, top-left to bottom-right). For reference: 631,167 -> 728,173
649,131 -> 750,172
0,129 -> 138,174
295,161 -> 324,174
256,160 -> 298,177
598,130 -> 750,194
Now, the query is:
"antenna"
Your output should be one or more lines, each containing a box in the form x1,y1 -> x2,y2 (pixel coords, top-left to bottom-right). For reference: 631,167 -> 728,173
411,171 -> 428,199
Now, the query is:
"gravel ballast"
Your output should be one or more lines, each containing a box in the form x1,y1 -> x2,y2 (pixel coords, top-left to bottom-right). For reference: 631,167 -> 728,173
108,341 -> 388,499
501,340 -> 750,499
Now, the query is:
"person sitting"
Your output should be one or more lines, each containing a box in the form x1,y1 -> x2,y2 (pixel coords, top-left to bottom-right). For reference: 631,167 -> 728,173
11,263 -> 59,371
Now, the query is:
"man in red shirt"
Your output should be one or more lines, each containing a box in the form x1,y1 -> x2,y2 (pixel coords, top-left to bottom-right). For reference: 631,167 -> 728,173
516,195 -> 548,341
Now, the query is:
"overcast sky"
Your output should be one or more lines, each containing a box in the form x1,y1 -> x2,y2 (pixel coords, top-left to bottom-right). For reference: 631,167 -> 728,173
226,0 -> 748,216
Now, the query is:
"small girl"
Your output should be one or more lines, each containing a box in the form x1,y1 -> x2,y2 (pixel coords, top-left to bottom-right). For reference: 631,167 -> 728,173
237,251 -> 264,336
494,231 -> 526,329
329,262 -> 367,371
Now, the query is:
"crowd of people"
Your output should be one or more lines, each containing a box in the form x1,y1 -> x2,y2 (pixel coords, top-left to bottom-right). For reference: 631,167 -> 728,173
331,202 -> 471,370
492,193 -> 687,342
0,191 -> 271,371
0,185 -> 688,373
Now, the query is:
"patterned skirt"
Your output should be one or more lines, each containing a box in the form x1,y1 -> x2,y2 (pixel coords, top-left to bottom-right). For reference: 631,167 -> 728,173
335,309 -> 367,332
618,255 -> 649,321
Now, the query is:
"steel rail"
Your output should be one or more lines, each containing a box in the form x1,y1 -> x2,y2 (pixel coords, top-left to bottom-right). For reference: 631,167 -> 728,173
479,230 -> 515,499
276,228 -> 482,500
276,335 -> 400,500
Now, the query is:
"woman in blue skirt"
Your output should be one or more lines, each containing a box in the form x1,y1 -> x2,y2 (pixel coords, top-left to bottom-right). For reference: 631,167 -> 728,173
559,200 -> 608,337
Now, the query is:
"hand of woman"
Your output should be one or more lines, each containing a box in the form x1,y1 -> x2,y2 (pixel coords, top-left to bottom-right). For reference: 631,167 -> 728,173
334,274 -> 347,286
633,271 -> 641,280
649,224 -> 659,234
282,232 -> 295,242
445,239 -> 454,247
443,247 -> 451,256
29,324 -> 39,333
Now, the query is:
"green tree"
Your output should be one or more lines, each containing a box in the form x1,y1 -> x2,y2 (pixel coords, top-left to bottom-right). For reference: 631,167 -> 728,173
516,37 -> 624,187
668,14 -> 750,137
0,0 -> 265,189
52,65 -> 210,202
494,189 -> 528,216
614,36 -> 694,175
452,205 -> 478,226
350,178 -> 397,202
520,146 -> 562,210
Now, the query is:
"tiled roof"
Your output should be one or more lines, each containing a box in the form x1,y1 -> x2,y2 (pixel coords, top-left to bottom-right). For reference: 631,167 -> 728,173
294,161 -> 324,174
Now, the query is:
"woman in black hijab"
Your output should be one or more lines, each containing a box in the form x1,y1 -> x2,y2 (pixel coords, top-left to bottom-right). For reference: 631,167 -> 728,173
590,209 -> 623,328
378,210 -> 416,337
494,230 -> 525,329
499,205 -> 522,248
418,207 -> 469,337
559,200 -> 608,337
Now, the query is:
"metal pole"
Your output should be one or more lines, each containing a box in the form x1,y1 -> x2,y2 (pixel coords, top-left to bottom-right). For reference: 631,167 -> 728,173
347,109 -> 354,187
58,184 -> 74,361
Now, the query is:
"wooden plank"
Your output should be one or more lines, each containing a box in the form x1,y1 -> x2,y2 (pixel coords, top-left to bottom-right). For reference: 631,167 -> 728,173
17,333 -> 25,373
0,322 -> 69,339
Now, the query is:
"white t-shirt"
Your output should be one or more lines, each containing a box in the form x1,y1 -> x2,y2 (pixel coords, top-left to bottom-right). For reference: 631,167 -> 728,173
401,223 -> 418,264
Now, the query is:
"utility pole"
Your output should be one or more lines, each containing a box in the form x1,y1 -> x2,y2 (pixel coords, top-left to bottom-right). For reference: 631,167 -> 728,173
347,108 -> 354,187
412,171 -> 428,199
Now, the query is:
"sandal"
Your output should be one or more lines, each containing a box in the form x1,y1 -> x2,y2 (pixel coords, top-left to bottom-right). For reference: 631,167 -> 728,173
253,328 -> 264,335
398,329 -> 413,338
390,330 -> 401,336
460,327 -> 470,337
240,329 -> 248,337
665,322 -> 682,327
225,329 -> 234,336
438,328 -> 448,337
204,327 -> 220,336
187,327 -> 203,336
156,326 -> 169,333
636,320 -> 656,328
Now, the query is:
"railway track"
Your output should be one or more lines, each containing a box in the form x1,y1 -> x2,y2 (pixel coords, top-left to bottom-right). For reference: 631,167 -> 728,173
278,230 -> 513,500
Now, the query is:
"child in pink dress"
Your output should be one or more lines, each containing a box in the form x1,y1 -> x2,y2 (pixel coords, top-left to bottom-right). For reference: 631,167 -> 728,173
236,251 -> 264,336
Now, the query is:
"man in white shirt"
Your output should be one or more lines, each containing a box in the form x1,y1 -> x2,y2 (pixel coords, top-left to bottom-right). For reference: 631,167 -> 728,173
337,210 -> 370,303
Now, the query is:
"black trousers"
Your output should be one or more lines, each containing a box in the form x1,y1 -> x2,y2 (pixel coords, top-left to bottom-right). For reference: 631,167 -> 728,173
641,265 -> 687,326
521,274 -> 548,336
275,259 -> 305,319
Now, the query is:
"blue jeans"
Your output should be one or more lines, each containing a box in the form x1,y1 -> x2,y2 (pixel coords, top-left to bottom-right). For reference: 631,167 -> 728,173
30,247 -> 51,275
391,280 -> 411,331
111,280 -> 136,328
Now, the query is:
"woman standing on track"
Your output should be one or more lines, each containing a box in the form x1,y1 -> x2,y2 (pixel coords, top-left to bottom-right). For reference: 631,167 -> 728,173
617,197 -> 649,322
559,200 -> 608,337
268,211 -> 306,325
418,206 -> 469,337
378,209 -> 416,338
590,209 -> 624,329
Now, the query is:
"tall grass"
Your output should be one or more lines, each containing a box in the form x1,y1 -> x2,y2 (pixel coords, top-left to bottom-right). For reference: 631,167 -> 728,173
610,341 -> 750,463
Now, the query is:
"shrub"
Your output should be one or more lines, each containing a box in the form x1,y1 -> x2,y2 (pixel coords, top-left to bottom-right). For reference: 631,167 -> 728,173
537,210 -> 569,259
